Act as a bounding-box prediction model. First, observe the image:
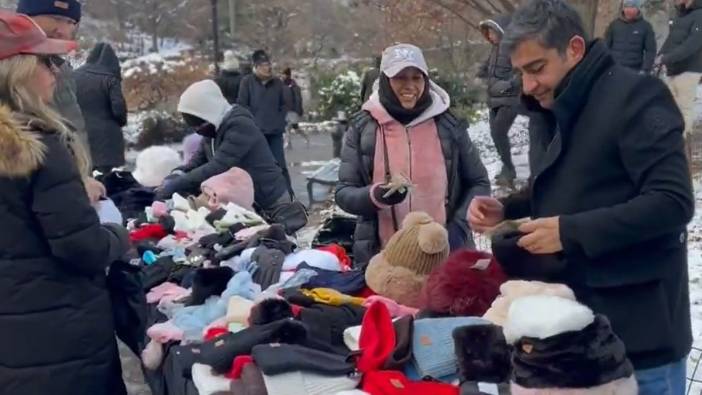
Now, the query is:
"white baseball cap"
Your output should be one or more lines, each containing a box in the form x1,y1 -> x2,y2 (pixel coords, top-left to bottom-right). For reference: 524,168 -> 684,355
380,43 -> 429,78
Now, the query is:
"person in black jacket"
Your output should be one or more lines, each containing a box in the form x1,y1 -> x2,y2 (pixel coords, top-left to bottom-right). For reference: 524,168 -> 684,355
157,79 -> 290,211
604,0 -> 657,74
469,0 -> 693,393
360,56 -> 381,104
75,42 -> 128,172
237,49 -> 292,191
478,15 -> 522,186
336,43 -> 490,267
659,0 -> 702,140
0,11 -> 130,395
215,50 -> 243,104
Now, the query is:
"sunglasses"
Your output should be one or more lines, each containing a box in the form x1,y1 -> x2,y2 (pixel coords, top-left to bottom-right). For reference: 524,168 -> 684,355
37,55 -> 61,71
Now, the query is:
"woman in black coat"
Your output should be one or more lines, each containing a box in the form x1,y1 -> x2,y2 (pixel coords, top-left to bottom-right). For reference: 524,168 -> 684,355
75,42 -> 128,172
0,13 -> 130,395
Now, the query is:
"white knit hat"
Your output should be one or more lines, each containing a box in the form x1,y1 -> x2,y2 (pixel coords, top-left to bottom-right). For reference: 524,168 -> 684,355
262,371 -> 360,395
132,145 -> 182,187
221,50 -> 240,71
177,80 -> 232,129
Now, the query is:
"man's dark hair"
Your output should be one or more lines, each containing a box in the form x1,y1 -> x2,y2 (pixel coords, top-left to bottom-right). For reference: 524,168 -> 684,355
503,0 -> 589,54
283,67 -> 292,77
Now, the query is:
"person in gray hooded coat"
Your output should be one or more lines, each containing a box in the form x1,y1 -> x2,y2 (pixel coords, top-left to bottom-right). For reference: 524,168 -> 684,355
74,43 -> 128,172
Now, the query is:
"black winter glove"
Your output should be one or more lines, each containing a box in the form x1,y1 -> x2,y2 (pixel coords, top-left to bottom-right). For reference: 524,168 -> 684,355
372,184 -> 408,206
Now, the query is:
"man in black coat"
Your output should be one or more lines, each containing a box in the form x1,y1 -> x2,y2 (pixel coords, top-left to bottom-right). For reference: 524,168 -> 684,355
659,0 -> 702,141
469,0 -> 694,393
215,50 -> 243,104
237,49 -> 292,191
478,15 -> 522,186
75,43 -> 128,172
157,80 -> 290,211
604,0 -> 657,74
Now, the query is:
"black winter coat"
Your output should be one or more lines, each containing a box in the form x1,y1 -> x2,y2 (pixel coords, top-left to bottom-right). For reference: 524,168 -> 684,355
164,106 -> 288,209
604,14 -> 657,72
661,0 -> 702,76
237,74 -> 288,134
336,111 -> 490,267
75,43 -> 128,168
478,16 -> 521,108
0,107 -> 130,394
501,41 -> 694,370
215,70 -> 243,104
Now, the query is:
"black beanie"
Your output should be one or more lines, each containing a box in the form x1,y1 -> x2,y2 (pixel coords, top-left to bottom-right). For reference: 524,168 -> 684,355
17,0 -> 82,23
251,49 -> 270,66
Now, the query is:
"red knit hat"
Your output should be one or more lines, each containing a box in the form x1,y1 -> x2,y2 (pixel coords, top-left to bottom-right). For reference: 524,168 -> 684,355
357,301 -> 395,373
0,10 -> 76,60
362,370 -> 460,395
418,249 -> 507,316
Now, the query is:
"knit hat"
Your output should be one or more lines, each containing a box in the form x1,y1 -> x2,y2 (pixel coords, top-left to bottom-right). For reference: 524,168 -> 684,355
365,212 -> 450,308
252,343 -> 356,376
418,249 -> 507,317
506,296 -> 637,394
362,370 -> 460,395
201,167 -> 255,211
252,49 -> 270,66
482,280 -> 576,326
622,0 -> 642,8
262,371 -> 360,395
178,79 -> 232,129
132,146 -> 182,188
357,301 -> 396,373
17,0 -> 82,23
221,49 -> 240,71
412,317 -> 491,379
490,221 -> 566,281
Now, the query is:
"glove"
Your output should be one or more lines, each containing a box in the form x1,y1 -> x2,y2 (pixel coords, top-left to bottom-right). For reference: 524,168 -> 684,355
372,184 -> 408,206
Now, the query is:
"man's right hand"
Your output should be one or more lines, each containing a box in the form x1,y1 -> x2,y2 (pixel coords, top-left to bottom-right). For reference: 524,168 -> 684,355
468,196 -> 505,234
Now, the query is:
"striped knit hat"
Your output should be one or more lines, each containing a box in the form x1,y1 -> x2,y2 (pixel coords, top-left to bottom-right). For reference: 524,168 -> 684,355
365,212 -> 449,308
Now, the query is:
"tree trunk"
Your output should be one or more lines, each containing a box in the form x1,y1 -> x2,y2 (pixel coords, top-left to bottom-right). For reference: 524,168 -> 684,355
151,24 -> 159,53
569,0 -> 599,37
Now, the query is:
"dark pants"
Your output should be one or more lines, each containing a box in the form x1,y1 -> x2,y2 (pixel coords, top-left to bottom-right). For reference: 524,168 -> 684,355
489,106 -> 518,172
265,133 -> 293,196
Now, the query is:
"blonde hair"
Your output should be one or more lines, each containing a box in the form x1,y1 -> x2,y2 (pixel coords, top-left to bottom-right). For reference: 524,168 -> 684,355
0,55 -> 91,178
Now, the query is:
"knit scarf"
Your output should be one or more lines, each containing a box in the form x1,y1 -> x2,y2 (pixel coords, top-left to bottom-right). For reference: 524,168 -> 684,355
379,74 -> 433,125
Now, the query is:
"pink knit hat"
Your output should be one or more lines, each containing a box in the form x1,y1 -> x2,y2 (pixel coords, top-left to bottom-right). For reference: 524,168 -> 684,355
201,167 -> 255,210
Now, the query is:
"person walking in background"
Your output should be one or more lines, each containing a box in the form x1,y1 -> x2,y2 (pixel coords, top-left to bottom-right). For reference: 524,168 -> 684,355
237,49 -> 292,192
282,66 -> 304,137
17,0 -> 87,148
658,0 -> 702,157
0,12 -> 130,395
478,15 -> 522,187
470,0 -> 693,392
604,0 -> 657,74
336,44 -> 490,267
360,55 -> 381,104
75,43 -> 128,173
215,50 -> 243,104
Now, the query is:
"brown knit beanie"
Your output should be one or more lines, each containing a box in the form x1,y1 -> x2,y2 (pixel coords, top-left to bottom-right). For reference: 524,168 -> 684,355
365,212 -> 450,307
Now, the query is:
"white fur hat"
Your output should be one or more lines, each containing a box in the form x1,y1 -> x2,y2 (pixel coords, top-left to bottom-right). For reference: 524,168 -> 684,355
132,146 -> 182,188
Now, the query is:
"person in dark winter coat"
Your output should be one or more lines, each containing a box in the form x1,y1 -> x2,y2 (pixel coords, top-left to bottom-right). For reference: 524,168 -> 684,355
659,0 -> 702,139
336,44 -> 490,267
157,80 -> 290,211
215,50 -> 243,104
18,0 -> 87,148
237,50 -> 292,190
478,15 -> 521,186
75,43 -> 128,172
282,67 -> 304,127
360,56 -> 381,104
0,11 -> 130,395
604,0 -> 657,74
469,1 -> 694,393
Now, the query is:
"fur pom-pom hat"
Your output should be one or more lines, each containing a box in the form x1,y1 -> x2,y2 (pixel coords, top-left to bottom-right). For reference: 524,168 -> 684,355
505,295 -> 637,395
483,280 -> 576,327
132,146 -> 182,188
419,249 -> 507,317
365,212 -> 450,308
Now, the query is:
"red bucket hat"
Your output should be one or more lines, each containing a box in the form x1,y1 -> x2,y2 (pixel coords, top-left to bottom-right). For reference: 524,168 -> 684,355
0,10 -> 77,60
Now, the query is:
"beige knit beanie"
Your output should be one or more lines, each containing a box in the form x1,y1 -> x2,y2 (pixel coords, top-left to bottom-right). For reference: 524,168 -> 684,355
381,212 -> 450,274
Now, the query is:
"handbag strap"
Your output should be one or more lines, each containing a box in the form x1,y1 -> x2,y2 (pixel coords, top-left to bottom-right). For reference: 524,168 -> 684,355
380,125 -> 399,232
